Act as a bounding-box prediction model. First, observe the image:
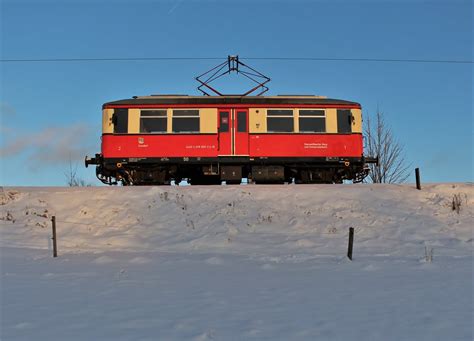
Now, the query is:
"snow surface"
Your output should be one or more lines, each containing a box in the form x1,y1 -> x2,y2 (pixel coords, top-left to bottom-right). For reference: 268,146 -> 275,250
1,184 -> 472,340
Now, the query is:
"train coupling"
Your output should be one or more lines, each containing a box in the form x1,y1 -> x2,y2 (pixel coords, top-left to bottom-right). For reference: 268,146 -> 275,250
85,154 -> 102,168
365,156 -> 379,165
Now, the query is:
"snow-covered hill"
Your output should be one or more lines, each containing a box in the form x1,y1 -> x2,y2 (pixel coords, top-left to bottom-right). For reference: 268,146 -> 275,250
1,184 -> 472,340
1,184 -> 472,257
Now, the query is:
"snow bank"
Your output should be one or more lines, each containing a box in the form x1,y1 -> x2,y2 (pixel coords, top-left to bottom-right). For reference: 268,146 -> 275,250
1,183 -> 472,260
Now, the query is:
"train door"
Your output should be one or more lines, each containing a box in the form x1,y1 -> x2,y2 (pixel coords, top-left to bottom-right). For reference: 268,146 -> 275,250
218,109 -> 249,156
234,109 -> 249,155
218,110 -> 232,155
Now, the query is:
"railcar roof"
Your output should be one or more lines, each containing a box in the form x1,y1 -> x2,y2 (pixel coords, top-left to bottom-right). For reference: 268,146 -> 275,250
103,95 -> 361,108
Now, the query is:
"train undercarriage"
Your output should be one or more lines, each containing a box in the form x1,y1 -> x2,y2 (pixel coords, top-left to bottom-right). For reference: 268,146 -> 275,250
86,155 -> 375,185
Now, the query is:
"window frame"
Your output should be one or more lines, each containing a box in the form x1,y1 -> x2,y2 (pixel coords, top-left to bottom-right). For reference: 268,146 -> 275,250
337,109 -> 352,133
139,109 -> 168,134
172,109 -> 200,133
266,108 -> 294,133
298,109 -> 326,133
237,111 -> 247,133
113,108 -> 129,134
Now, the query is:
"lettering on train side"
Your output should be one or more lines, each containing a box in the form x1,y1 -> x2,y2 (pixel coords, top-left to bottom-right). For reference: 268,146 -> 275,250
303,143 -> 328,149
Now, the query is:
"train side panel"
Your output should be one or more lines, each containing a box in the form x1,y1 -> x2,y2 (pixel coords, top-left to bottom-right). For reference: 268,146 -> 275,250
102,134 -> 219,158
101,133 -> 363,159
249,134 -> 363,158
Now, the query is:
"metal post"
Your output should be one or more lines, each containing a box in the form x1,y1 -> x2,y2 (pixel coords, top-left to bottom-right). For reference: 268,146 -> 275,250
347,227 -> 354,260
51,216 -> 57,258
415,168 -> 421,190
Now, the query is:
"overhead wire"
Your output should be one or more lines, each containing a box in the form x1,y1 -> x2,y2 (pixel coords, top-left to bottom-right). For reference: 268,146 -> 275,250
0,56 -> 472,64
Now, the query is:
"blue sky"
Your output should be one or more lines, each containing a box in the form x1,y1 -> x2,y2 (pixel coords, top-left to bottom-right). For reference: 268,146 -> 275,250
1,0 -> 472,186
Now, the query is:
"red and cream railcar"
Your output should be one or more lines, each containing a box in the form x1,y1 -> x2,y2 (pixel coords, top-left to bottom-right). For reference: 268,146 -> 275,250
86,95 -> 375,185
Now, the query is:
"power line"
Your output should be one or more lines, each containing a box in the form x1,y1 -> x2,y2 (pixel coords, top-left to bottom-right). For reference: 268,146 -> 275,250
0,56 -> 472,64
249,57 -> 473,64
0,57 -> 222,63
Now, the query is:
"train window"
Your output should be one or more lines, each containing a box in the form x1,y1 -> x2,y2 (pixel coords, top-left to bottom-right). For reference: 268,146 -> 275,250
237,111 -> 247,132
172,109 -> 200,132
299,110 -> 326,133
267,109 -> 293,116
141,110 -> 167,117
267,109 -> 294,132
113,108 -> 128,134
337,109 -> 352,133
140,110 -> 167,133
219,112 -> 229,132
140,118 -> 167,133
299,110 -> 325,117
173,118 -> 200,132
173,109 -> 199,117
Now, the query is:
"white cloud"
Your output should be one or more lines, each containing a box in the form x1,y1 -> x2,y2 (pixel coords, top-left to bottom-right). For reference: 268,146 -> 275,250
0,124 -> 98,167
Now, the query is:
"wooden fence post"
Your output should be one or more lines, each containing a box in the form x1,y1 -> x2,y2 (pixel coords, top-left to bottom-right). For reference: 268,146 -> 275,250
415,168 -> 421,190
51,216 -> 58,258
347,227 -> 354,260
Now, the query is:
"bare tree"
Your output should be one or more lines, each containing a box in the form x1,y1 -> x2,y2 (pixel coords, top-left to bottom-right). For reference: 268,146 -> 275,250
65,158 -> 90,186
364,110 -> 410,183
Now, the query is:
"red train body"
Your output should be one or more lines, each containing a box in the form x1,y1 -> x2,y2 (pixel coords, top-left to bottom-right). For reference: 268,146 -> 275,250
86,95 -> 376,185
